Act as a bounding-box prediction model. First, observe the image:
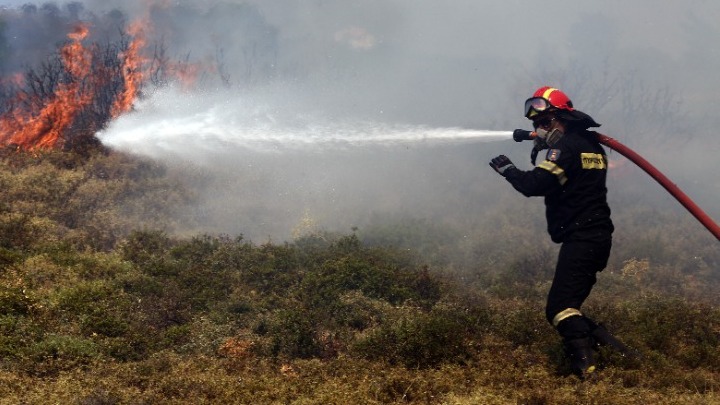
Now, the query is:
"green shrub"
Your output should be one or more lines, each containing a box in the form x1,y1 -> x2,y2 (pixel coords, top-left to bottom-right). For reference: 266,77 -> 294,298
332,291 -> 394,331
0,212 -> 38,251
100,334 -> 153,362
20,334 -> 100,376
229,242 -> 302,295
169,316 -> 234,356
0,285 -> 33,316
617,296 -> 720,370
490,304 -> 552,348
0,150 -> 198,252
56,280 -> 134,338
166,236 -> 237,310
161,324 -> 193,348
300,235 -> 442,309
119,230 -> 174,267
351,309 -> 472,368
119,274 -> 193,329
255,309 -> 322,359
0,314 -> 45,359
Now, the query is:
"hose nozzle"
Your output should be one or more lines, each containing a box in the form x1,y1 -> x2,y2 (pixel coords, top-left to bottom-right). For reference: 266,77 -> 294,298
513,129 -> 537,142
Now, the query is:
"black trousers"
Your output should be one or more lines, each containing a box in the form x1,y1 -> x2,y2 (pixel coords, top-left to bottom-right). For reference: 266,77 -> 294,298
545,228 -> 612,338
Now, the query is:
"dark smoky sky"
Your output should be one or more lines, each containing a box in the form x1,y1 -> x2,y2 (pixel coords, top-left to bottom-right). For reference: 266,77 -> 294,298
2,0 -> 719,241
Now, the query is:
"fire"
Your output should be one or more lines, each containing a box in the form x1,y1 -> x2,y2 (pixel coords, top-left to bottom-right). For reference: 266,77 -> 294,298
111,21 -> 148,118
0,19 -> 149,150
0,23 -> 93,150
0,5 -> 212,151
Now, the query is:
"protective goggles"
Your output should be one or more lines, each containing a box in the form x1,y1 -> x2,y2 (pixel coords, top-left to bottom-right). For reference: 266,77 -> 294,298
524,97 -> 552,118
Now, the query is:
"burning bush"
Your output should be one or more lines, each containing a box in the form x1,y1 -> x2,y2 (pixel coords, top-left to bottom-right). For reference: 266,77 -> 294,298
0,3 -> 246,153
0,22 -> 133,151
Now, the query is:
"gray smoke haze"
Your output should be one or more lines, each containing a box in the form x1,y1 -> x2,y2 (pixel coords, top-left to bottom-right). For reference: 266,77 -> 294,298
2,0 -> 719,242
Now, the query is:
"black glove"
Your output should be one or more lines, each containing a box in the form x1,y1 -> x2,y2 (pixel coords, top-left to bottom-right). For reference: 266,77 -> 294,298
513,129 -> 534,142
489,155 -> 515,177
530,138 -> 549,166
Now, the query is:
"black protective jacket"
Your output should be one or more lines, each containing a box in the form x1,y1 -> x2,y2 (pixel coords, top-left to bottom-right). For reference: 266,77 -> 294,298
503,129 -> 614,243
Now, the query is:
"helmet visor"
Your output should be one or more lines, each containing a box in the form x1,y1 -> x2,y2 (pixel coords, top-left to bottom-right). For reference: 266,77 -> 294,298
524,97 -> 551,118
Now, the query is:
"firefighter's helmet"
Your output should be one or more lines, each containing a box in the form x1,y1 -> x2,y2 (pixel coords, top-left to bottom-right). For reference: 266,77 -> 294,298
524,86 -> 575,118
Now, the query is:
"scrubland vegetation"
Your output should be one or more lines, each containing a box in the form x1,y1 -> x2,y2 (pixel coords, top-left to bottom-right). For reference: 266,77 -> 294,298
0,147 -> 718,405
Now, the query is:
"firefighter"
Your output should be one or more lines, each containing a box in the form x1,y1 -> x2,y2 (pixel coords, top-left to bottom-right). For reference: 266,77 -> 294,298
489,86 -> 626,379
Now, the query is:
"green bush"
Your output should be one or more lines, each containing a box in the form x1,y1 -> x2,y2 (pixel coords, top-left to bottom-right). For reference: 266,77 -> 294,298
0,314 -> 45,359
20,334 -> 100,376
617,296 -> 720,370
100,333 -> 154,362
0,150 -> 197,251
119,230 -> 175,267
0,285 -> 33,316
255,309 -> 322,359
56,280 -> 135,338
331,291 -> 394,331
300,235 -> 442,310
351,308 -> 472,368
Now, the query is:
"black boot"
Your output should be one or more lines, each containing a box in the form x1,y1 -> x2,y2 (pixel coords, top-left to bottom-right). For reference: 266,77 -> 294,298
586,320 -> 639,359
564,337 -> 597,379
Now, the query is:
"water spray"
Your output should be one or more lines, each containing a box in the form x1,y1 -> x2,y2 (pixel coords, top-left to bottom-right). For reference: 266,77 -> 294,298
98,87 -> 513,159
513,129 -> 720,241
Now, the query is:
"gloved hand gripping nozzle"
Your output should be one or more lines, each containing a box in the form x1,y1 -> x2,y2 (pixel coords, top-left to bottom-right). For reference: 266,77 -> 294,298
513,129 -> 536,142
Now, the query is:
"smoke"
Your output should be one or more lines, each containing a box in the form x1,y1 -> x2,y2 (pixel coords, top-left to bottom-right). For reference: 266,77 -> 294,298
97,83 -> 512,241
2,0 -> 720,241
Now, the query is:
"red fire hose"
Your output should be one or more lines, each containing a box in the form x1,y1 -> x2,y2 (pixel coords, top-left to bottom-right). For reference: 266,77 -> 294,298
591,132 -> 720,241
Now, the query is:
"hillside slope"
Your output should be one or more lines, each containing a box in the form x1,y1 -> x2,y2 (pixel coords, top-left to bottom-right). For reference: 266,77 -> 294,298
0,149 -> 718,404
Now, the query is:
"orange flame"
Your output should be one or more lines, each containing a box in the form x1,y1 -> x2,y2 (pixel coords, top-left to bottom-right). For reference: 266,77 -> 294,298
0,3 -> 219,151
0,23 -> 93,150
111,20 -> 148,118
